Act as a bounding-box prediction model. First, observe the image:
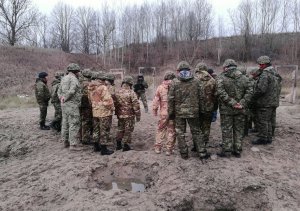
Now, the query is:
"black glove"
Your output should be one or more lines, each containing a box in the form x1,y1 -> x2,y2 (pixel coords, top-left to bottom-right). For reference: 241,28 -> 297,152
168,113 -> 175,120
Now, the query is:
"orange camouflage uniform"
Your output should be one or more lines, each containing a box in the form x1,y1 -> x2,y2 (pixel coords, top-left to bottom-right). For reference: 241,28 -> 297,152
152,80 -> 176,152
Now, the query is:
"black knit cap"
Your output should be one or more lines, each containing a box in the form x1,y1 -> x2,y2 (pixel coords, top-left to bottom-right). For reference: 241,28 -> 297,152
38,72 -> 48,78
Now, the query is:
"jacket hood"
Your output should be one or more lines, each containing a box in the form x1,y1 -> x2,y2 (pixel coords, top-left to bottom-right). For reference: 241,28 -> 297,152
195,70 -> 212,81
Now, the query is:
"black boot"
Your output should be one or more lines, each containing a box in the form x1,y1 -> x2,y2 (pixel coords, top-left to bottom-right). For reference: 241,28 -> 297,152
232,151 -> 241,158
116,140 -> 122,150
93,142 -> 101,152
252,138 -> 267,145
217,150 -> 231,158
40,122 -> 50,130
123,143 -> 131,152
101,145 -> 114,155
191,143 -> 197,152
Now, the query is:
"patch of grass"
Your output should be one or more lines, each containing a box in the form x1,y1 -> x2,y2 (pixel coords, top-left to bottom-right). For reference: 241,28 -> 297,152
0,95 -> 38,110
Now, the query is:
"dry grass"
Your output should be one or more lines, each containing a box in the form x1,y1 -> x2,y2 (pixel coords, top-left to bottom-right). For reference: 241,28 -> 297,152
0,95 -> 37,110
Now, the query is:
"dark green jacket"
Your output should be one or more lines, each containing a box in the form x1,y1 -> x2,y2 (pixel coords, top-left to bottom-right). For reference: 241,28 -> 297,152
253,66 -> 281,108
35,79 -> 51,105
216,67 -> 253,115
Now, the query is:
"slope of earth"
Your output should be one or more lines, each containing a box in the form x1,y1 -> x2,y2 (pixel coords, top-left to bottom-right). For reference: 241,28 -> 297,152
0,104 -> 299,210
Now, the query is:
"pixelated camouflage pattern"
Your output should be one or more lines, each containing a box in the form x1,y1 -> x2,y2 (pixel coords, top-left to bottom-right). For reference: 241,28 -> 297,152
252,66 -> 281,108
177,61 -> 190,70
115,83 -> 141,119
195,62 -> 208,72
51,78 -> 62,126
123,76 -> 134,85
163,71 -> 176,80
195,70 -> 217,113
168,76 -> 203,118
257,56 -> 271,64
88,80 -> 114,118
152,80 -> 176,151
93,116 -> 112,145
199,112 -> 213,145
220,114 -> 244,152
223,59 -> 237,67
116,117 -> 135,144
216,67 -> 253,115
67,63 -> 80,71
58,72 -> 82,145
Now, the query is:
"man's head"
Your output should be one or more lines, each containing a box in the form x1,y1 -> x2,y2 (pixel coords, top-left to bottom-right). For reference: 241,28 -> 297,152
106,73 -> 115,85
67,63 -> 81,76
38,72 -> 48,82
195,62 -> 208,73
207,68 -> 214,76
222,59 -> 237,71
257,56 -> 271,70
81,69 -> 92,79
54,72 -> 64,79
122,76 -> 134,87
164,71 -> 176,80
177,61 -> 190,71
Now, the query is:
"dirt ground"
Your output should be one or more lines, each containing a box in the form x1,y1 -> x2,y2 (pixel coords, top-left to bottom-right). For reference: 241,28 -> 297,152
0,103 -> 299,211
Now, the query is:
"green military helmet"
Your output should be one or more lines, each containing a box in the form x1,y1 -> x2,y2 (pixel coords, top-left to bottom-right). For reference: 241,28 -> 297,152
164,71 -> 176,80
195,62 -> 208,72
54,71 -> 65,78
122,76 -> 134,85
67,63 -> 80,72
223,59 -> 237,68
81,69 -> 92,78
257,56 -> 271,64
95,72 -> 106,80
106,73 -> 115,81
177,61 -> 190,70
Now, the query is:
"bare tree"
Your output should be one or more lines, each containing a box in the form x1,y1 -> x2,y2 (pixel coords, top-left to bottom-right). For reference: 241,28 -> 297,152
0,0 -> 38,45
50,2 -> 75,52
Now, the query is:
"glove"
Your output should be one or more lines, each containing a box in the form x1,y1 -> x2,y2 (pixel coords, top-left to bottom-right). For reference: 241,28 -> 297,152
168,113 -> 175,120
136,115 -> 141,122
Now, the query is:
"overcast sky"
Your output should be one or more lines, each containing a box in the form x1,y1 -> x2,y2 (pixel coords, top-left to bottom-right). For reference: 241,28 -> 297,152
32,0 -> 241,18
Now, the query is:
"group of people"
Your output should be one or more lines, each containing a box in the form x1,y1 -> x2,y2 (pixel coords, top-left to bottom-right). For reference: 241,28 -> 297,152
34,55 -> 282,159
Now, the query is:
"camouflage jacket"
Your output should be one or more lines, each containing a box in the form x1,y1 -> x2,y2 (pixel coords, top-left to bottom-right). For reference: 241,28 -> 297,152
57,72 -> 82,109
88,81 -> 114,118
134,81 -> 148,94
35,79 -> 51,105
168,74 -> 203,119
195,70 -> 217,113
51,78 -> 61,104
115,84 -> 141,119
105,82 -> 116,100
216,67 -> 253,115
79,75 -> 91,108
152,80 -> 172,117
252,66 -> 281,108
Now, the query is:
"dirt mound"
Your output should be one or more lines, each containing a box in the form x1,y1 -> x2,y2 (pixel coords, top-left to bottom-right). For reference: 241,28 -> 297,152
0,105 -> 299,210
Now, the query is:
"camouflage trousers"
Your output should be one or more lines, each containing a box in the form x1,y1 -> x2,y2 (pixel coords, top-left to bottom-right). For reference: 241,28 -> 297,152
93,116 -> 112,145
271,108 -> 277,137
117,117 -> 135,144
137,92 -> 148,111
51,102 -> 62,131
80,106 -> 93,143
154,115 -> 176,151
220,114 -> 245,153
39,104 -> 48,124
256,107 -> 276,139
61,106 -> 80,146
199,112 -> 212,145
175,118 -> 205,156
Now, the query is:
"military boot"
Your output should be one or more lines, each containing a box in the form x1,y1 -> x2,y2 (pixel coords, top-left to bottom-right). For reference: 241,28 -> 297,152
266,138 -> 273,144
64,140 -> 70,148
199,152 -> 210,160
217,150 -> 231,158
123,144 -> 131,152
93,142 -> 101,152
191,143 -> 197,152
180,153 -> 189,160
100,145 -> 114,155
40,122 -> 50,130
252,138 -> 267,145
232,151 -> 241,158
116,140 -> 122,150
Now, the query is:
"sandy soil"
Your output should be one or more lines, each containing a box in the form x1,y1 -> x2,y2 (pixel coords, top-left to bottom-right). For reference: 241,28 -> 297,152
0,103 -> 299,211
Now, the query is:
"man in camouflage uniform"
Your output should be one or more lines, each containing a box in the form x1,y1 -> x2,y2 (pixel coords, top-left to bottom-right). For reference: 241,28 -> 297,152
50,71 -> 64,132
88,72 -> 114,155
168,61 -> 208,160
252,56 -> 281,145
193,62 -> 217,149
152,71 -> 176,156
207,68 -> 218,122
58,63 -> 82,150
115,76 -> 141,151
35,72 -> 51,130
216,59 -> 253,157
79,69 -> 93,145
134,73 -> 149,113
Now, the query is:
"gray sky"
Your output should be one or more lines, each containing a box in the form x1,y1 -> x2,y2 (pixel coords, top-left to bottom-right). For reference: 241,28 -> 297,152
33,0 -> 241,17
